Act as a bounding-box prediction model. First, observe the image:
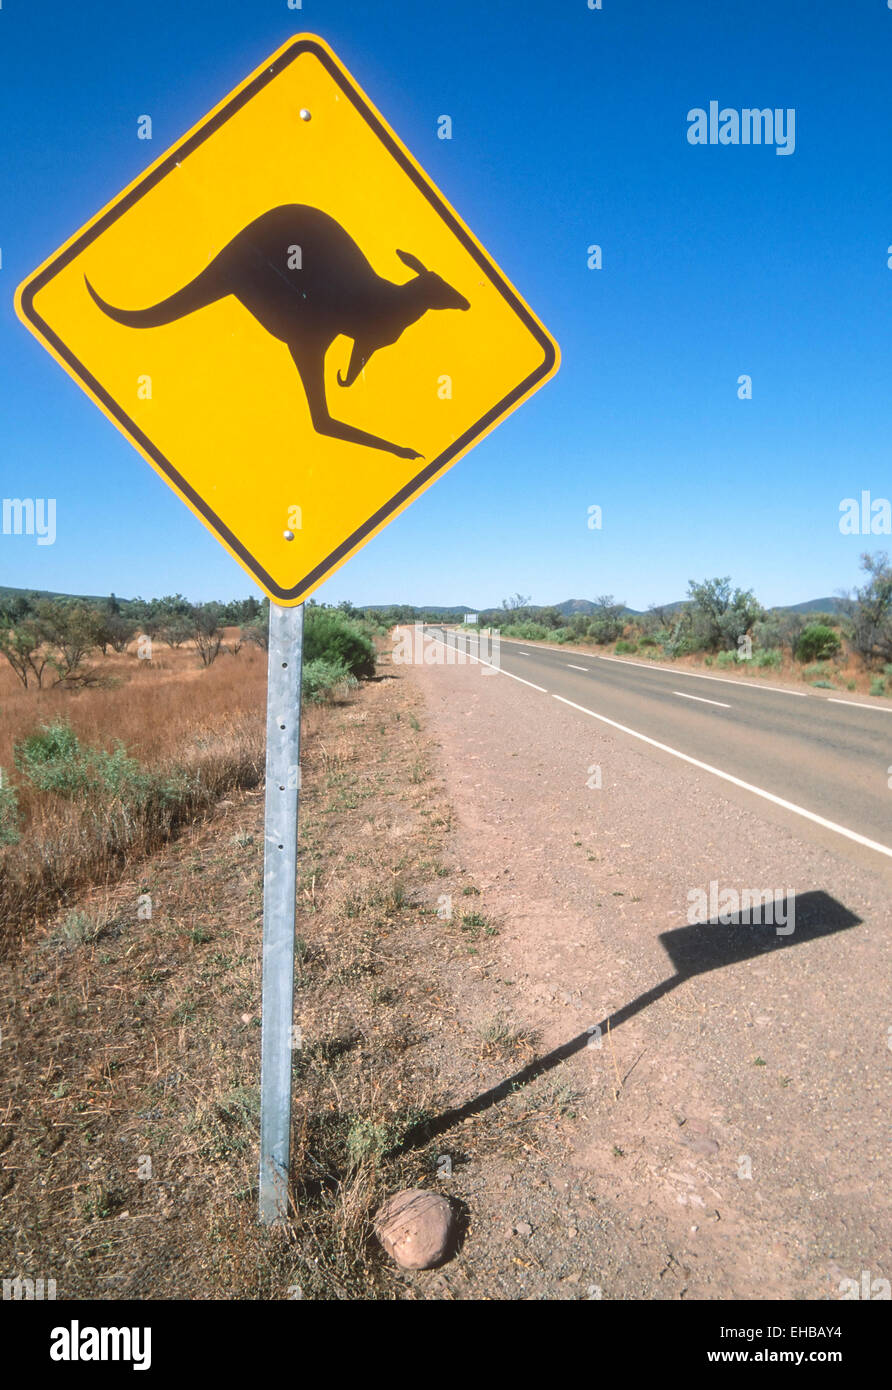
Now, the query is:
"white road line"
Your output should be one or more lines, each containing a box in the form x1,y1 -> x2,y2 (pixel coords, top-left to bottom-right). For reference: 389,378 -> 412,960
828,698 -> 892,713
516,651 -> 530,656
673,691 -> 731,708
567,664 -> 590,672
594,652 -> 808,695
550,693 -> 892,861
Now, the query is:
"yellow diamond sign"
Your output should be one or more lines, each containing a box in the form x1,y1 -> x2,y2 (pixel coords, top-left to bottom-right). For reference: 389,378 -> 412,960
15,34 -> 559,604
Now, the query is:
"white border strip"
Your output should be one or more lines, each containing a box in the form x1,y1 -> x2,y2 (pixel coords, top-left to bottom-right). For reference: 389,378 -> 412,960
828,698 -> 892,713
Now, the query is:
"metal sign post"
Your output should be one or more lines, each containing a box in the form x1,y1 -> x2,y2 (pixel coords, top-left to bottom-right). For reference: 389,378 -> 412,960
258,601 -> 304,1224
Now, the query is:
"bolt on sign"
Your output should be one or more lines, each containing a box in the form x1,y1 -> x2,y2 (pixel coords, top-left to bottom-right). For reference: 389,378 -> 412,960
15,33 -> 559,604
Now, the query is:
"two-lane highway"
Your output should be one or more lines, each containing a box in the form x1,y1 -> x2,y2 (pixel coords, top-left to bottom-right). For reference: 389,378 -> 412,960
425,629 -> 892,863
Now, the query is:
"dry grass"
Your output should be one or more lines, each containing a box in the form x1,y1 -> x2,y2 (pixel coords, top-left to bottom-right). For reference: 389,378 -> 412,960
0,636 -> 268,953
0,652 -> 471,1298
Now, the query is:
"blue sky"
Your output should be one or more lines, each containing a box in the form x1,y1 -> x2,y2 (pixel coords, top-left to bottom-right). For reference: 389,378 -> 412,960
2,0 -> 891,610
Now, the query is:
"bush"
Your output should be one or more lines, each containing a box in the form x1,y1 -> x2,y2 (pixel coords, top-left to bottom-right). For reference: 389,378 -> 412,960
795,624 -> 841,663
755,648 -> 782,669
870,677 -> 886,696
589,618 -> 625,644
15,720 -> 89,794
302,657 -> 357,703
715,650 -> 739,668
0,772 -> 20,846
501,621 -> 551,641
304,608 -> 376,679
615,640 -> 637,654
14,718 -> 182,808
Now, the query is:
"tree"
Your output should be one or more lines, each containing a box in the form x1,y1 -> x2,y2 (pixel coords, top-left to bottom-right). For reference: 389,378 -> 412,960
103,613 -> 137,653
34,601 -> 104,686
685,577 -> 763,652
589,595 -> 626,644
158,615 -> 194,648
0,618 -> 50,688
241,617 -> 269,651
841,552 -> 892,667
192,602 -> 224,667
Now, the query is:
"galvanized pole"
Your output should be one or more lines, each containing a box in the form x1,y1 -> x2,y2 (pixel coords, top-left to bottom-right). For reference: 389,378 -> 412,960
259,601 -> 304,1224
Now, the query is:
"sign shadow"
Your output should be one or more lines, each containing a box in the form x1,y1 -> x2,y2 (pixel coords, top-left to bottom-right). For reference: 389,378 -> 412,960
391,889 -> 861,1157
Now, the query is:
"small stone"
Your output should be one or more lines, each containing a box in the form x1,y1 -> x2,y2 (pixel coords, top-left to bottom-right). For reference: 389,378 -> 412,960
514,1220 -> 532,1236
375,1190 -> 454,1270
567,1227 -> 578,1239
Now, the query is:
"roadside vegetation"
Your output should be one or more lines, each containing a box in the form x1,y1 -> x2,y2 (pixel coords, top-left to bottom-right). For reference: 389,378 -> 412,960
0,645 -> 542,1298
450,554 -> 892,697
0,593 -> 381,951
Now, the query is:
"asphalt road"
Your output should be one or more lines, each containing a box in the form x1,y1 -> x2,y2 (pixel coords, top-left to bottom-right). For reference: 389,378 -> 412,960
425,629 -> 892,866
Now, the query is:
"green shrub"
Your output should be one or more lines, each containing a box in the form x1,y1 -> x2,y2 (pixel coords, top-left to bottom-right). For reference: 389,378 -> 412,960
302,657 -> 357,703
755,648 -> 782,669
15,718 -> 186,809
869,677 -> 886,696
501,621 -> 550,641
304,608 -> 376,680
638,635 -> 657,647
614,640 -> 637,654
715,650 -> 738,668
795,624 -> 841,663
15,719 -> 88,794
0,772 -> 20,846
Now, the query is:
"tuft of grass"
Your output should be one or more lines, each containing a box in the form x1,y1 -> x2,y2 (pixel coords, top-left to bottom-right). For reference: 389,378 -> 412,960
477,1014 -> 536,1054
53,909 -> 106,947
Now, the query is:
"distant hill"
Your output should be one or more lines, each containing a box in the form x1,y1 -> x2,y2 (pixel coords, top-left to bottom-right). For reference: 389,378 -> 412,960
782,596 -> 846,615
365,604 -> 473,615
0,583 -> 112,606
554,599 -> 646,617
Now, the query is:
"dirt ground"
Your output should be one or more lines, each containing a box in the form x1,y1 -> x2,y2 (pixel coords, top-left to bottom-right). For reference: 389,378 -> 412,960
1,641 -> 888,1299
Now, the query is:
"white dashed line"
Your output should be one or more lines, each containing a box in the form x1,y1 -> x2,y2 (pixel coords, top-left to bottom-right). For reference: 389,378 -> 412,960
595,652 -> 807,695
551,693 -> 892,860
567,664 -> 590,672
673,691 -> 731,708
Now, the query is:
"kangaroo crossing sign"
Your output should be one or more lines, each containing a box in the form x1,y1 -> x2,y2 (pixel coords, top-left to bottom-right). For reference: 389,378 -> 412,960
16,34 -> 559,604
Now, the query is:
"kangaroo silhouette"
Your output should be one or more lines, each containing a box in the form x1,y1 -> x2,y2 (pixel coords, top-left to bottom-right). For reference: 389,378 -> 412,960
84,205 -> 470,459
